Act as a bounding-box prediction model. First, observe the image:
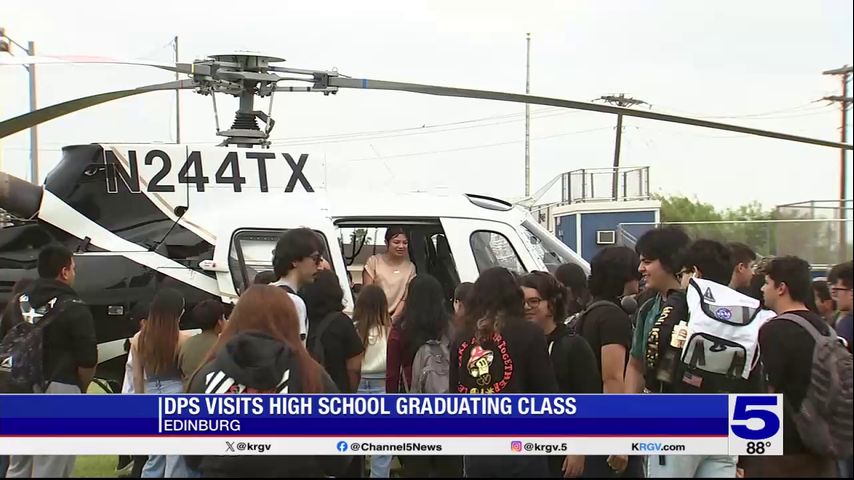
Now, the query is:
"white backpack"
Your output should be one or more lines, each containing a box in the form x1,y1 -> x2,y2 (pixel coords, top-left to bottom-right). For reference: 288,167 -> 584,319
681,278 -> 775,388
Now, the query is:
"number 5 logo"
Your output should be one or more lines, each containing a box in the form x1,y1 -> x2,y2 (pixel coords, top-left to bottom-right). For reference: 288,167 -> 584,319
731,396 -> 781,440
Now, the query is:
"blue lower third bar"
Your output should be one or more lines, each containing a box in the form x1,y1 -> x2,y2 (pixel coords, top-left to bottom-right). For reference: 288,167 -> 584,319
0,394 -> 729,437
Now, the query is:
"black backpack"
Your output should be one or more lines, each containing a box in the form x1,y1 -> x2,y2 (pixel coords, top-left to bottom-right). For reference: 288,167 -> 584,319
568,300 -> 623,335
0,293 -> 81,393
308,312 -> 338,367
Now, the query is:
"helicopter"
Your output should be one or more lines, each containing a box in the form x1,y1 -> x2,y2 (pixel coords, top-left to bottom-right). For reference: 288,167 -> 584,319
0,52 -> 851,391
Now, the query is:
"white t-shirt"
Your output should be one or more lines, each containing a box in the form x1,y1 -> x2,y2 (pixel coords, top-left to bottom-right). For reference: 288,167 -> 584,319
272,278 -> 307,345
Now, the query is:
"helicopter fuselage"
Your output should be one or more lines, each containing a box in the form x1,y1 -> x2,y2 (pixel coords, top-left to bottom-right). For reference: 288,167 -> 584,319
0,143 -> 586,390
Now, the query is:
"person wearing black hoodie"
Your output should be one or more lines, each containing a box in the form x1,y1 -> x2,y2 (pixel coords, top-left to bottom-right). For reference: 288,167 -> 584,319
451,267 -> 558,478
521,272 -> 599,478
186,285 -> 349,478
2,245 -> 96,478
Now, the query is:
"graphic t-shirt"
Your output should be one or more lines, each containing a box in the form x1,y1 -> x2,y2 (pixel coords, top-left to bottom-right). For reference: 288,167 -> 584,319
451,319 -> 557,394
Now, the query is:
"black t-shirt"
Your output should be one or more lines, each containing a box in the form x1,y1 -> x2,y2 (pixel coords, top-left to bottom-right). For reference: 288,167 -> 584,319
309,311 -> 363,393
759,310 -> 831,454
451,319 -> 557,394
547,323 -> 601,393
576,299 -> 633,377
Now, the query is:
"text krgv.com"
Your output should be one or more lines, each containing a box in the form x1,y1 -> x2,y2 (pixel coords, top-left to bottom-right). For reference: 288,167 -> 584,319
631,442 -> 687,452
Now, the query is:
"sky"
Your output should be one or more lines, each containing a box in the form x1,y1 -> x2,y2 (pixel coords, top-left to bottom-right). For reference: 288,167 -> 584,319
1,0 -> 852,211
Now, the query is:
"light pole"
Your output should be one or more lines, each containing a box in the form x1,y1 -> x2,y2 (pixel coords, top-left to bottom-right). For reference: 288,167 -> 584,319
0,28 -> 39,184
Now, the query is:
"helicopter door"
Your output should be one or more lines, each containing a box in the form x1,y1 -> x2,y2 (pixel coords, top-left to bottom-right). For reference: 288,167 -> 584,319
207,223 -> 353,311
439,218 -> 538,281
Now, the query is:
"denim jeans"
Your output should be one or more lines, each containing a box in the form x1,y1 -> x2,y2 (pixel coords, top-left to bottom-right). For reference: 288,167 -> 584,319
7,383 -> 80,478
358,375 -> 392,478
140,378 -> 199,478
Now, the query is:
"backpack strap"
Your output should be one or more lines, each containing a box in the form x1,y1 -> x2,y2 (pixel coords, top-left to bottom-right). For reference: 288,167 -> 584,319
310,312 -> 338,355
574,300 -> 622,335
775,313 -> 836,342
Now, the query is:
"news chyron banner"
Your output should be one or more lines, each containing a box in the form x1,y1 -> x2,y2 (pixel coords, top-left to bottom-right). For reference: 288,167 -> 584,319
0,395 -> 782,456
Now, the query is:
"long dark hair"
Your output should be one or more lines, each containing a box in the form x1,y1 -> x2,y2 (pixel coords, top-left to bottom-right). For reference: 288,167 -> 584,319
198,285 -> 323,393
138,288 -> 184,376
353,285 -> 390,349
464,267 -> 524,344
300,270 -> 344,324
520,271 -> 567,322
398,274 -> 448,359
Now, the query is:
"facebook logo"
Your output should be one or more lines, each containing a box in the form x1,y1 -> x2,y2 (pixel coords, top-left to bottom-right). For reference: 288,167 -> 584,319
337,441 -> 348,452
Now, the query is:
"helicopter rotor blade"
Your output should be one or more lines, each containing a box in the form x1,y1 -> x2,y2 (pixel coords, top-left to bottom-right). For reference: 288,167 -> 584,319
328,77 -> 852,151
0,54 -> 191,75
0,79 -> 197,139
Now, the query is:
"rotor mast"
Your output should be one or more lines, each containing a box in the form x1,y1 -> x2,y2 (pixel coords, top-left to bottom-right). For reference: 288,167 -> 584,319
208,53 -> 282,148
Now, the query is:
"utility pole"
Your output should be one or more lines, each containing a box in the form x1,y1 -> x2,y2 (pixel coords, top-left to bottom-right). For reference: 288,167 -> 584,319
524,33 -> 531,197
822,65 -> 852,250
28,41 -> 37,183
595,94 -> 648,201
174,36 -> 181,144
0,29 -> 38,183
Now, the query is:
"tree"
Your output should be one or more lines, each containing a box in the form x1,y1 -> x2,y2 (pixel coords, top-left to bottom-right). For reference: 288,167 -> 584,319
653,195 -> 848,264
655,195 -> 777,256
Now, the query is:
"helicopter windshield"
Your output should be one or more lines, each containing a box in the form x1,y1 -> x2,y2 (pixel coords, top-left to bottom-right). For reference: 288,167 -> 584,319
520,218 -> 588,273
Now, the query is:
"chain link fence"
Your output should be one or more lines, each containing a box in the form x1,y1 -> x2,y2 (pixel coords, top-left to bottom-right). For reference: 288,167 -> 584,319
618,218 -> 853,271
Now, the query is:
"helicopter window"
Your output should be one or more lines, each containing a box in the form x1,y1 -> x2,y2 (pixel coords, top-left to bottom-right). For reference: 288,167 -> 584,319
469,231 -> 525,274
229,229 -> 332,295
336,222 -> 460,305
520,219 -> 586,273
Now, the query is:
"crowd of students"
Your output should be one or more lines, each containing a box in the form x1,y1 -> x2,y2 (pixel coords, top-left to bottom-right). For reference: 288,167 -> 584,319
0,225 -> 852,478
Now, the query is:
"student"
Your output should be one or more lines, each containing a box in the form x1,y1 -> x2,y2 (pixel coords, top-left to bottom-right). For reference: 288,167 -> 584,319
521,271 -> 598,478
452,267 -> 557,478
555,262 -> 591,318
812,280 -> 837,327
118,302 -> 150,479
272,228 -> 324,344
742,256 -> 839,477
187,285 -> 348,478
644,240 -> 756,478
352,285 -> 393,479
573,247 -> 643,478
386,274 -> 451,395
131,289 -> 196,478
827,260 -> 854,478
300,270 -> 364,394
4,246 -> 96,479
625,227 -> 691,395
0,278 -> 33,479
828,261 -> 853,350
728,242 -> 757,292
387,274 -> 459,477
252,270 -> 278,285
363,227 -> 416,318
178,300 -> 226,380
452,282 -> 474,336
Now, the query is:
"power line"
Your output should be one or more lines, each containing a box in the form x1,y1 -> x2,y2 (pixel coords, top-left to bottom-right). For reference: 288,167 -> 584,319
265,107 -> 569,144
269,110 -> 581,147
344,126 -> 613,163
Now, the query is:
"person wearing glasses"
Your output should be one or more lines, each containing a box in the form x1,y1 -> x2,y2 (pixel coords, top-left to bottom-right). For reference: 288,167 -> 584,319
828,261 -> 853,353
363,227 -> 416,320
272,228 -> 325,345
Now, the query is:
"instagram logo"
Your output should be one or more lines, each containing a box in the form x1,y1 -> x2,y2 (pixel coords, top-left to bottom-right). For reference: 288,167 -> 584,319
511,441 -> 523,452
